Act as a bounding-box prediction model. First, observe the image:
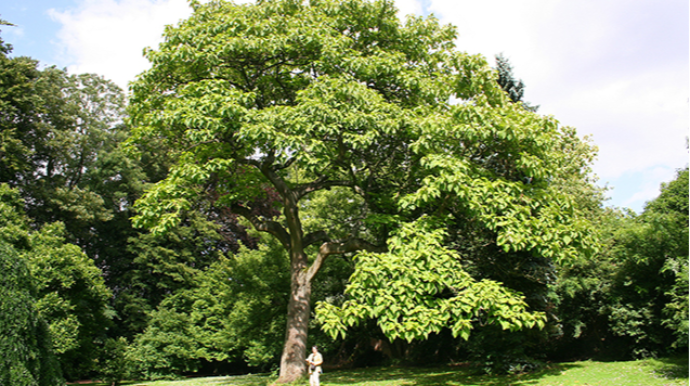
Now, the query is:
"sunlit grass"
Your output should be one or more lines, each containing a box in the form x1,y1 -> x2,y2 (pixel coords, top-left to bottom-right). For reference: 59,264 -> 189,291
90,355 -> 688,386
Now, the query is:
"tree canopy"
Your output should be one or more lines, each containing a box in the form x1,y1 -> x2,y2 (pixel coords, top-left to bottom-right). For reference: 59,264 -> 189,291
127,0 -> 598,382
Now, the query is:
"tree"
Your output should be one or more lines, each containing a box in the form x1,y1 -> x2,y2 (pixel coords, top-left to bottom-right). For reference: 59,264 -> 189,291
0,26 -> 44,186
127,0 -> 597,382
495,54 -> 538,112
0,241 -> 64,386
0,25 -> 134,287
17,68 -> 128,245
0,182 -> 113,380
25,222 -> 113,380
554,168 -> 688,359
651,168 -> 689,348
128,240 -> 290,379
0,185 -> 64,386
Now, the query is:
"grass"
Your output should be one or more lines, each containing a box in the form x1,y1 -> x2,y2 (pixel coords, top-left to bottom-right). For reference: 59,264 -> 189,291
96,355 -> 688,386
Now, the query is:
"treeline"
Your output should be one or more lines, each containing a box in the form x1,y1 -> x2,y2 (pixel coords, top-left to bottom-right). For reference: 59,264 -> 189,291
0,5 -> 687,385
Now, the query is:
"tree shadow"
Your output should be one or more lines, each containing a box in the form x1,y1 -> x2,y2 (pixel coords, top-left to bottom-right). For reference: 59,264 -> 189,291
644,354 -> 690,381
322,363 -> 585,386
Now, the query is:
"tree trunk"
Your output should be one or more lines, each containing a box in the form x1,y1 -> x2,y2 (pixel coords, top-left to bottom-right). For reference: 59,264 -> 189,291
277,266 -> 311,383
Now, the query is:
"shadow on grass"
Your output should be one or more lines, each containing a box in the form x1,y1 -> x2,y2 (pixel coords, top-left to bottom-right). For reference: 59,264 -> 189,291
127,373 -> 277,386
644,354 -> 690,381
322,362 -> 585,386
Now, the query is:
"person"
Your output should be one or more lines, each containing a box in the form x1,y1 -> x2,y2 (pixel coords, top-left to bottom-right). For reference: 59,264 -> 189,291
306,346 -> 323,386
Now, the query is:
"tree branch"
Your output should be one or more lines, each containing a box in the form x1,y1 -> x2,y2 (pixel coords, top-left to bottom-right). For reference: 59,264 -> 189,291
273,155 -> 297,171
294,177 -> 353,200
230,203 -> 291,249
306,237 -> 387,282
303,230 -> 329,248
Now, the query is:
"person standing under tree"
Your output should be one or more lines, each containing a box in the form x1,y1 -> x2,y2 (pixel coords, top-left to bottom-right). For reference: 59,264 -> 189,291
306,346 -> 323,386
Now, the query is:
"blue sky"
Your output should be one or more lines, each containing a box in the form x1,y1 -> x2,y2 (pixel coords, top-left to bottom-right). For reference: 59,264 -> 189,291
3,0 -> 688,213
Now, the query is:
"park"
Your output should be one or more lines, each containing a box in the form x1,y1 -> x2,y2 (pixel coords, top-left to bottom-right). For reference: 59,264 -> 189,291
0,1 -> 687,385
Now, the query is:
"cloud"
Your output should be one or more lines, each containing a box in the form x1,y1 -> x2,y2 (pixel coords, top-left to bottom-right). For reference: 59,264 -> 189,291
551,68 -> 688,180
395,0 -> 423,20
48,0 -> 195,91
425,0 -> 688,208
4,25 -> 25,39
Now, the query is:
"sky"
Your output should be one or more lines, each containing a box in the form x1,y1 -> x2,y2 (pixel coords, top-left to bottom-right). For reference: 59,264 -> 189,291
2,0 -> 688,213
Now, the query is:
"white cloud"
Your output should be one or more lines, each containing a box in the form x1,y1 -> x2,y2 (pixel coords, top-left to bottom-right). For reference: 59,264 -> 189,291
5,25 -> 25,39
395,0 -> 423,20
423,0 -> 688,211
48,0 -> 194,91
551,69 -> 688,179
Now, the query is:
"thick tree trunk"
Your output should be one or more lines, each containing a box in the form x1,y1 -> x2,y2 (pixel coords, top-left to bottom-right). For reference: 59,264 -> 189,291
242,163 -> 375,383
277,264 -> 311,383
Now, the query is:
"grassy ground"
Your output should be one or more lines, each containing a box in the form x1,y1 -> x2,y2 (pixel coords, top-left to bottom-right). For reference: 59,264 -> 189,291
102,355 -> 688,386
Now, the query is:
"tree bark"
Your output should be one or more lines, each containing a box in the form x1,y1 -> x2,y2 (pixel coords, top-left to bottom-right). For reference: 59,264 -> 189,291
236,158 -> 385,383
277,262 -> 311,383
275,177 -> 311,383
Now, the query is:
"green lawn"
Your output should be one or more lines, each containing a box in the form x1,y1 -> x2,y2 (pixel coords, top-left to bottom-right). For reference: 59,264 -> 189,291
115,356 -> 688,386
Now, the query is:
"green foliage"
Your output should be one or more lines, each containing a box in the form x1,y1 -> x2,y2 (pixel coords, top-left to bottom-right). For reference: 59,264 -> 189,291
127,0 -> 596,258
25,222 -> 113,379
129,241 -> 289,379
0,28 -> 143,377
117,212 -> 237,338
126,1 -> 598,378
99,337 -> 132,386
0,182 -> 112,379
0,183 -> 31,248
317,218 -> 546,342
22,67 -> 125,217
554,168 -> 689,359
645,169 -> 689,346
610,168 -> 689,353
661,256 -> 688,347
0,240 -> 63,386
0,40 -> 44,185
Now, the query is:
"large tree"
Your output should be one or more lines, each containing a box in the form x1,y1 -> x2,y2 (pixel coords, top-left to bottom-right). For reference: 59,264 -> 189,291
127,0 -> 597,382
0,182 -> 113,380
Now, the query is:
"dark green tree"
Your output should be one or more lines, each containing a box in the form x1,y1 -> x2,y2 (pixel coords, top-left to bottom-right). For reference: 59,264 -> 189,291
0,240 -> 64,386
554,168 -> 688,359
0,24 -> 136,380
128,240 -> 289,379
495,54 -> 538,112
0,24 -> 45,186
115,211 -> 244,339
0,180 -> 63,385
25,222 -> 113,380
0,183 -> 113,380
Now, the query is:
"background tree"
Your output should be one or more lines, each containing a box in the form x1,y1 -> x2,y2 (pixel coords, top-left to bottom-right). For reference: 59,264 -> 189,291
0,185 -> 64,386
128,0 -> 597,382
0,241 -> 63,386
495,54 -> 538,112
553,168 -> 688,359
0,23 -> 126,380
25,222 -> 113,380
0,183 -> 113,381
128,240 -> 289,379
0,22 -> 45,186
0,23 -> 136,306
115,212 -> 236,338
